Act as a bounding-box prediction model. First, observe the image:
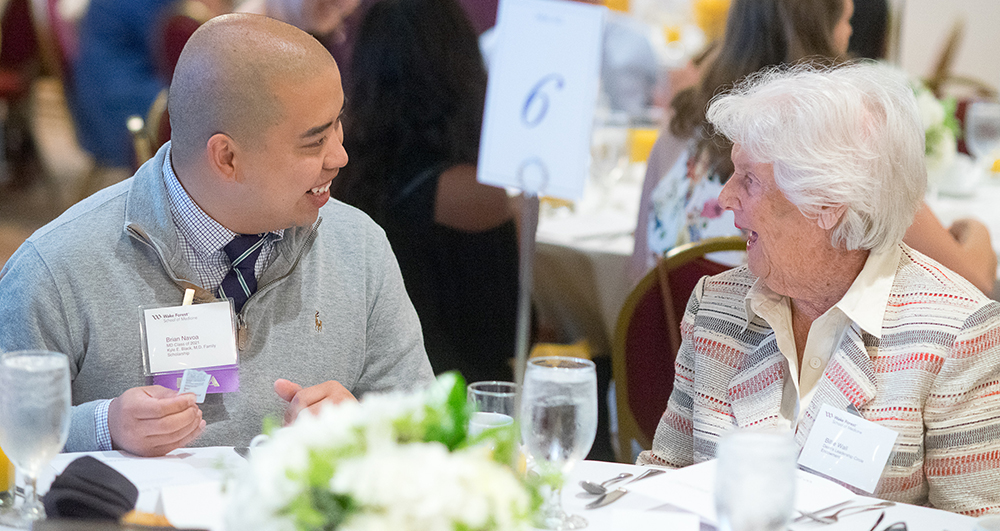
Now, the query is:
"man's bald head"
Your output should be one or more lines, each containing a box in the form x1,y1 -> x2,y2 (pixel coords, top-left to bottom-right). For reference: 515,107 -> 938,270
169,13 -> 337,165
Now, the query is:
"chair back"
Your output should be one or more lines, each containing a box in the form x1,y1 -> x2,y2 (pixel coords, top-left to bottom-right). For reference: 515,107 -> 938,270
128,87 -> 169,168
0,0 -> 38,101
29,0 -> 77,81
611,236 -> 745,462
155,0 -> 213,82
923,18 -> 997,100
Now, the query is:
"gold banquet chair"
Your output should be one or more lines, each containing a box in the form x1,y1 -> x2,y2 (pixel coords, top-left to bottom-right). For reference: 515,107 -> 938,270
924,19 -> 997,100
611,236 -> 745,462
127,88 -> 170,169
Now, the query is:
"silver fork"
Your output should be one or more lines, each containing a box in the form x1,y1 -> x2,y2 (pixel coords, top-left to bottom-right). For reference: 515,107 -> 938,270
797,501 -> 896,524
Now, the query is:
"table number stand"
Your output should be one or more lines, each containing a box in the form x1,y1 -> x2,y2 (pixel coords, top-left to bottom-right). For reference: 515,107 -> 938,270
475,0 -> 605,434
513,160 -> 549,409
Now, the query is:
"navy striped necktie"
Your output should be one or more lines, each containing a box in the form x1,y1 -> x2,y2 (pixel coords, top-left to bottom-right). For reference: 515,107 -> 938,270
218,233 -> 266,313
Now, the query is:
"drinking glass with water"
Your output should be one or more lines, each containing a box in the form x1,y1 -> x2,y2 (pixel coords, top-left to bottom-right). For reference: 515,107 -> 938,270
520,356 -> 597,530
467,381 -> 517,437
966,102 -> 1000,168
715,430 -> 797,531
0,350 -> 72,528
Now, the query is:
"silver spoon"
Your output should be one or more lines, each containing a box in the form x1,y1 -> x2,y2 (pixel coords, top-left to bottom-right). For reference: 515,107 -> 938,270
579,472 -> 632,495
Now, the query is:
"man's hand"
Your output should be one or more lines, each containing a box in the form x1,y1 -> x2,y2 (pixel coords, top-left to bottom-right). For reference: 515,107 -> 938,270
273,378 -> 356,426
108,386 -> 205,457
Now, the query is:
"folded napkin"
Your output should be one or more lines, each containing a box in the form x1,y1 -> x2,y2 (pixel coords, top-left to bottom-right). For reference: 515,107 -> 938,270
42,455 -> 138,520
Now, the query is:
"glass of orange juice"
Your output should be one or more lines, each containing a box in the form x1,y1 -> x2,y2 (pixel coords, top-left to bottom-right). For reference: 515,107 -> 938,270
0,445 -> 13,508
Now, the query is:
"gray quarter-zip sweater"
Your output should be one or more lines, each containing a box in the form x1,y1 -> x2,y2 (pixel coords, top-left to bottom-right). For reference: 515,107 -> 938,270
0,143 -> 433,451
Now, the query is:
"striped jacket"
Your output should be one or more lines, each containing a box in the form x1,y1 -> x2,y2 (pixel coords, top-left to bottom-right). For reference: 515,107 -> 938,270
638,244 -> 1000,515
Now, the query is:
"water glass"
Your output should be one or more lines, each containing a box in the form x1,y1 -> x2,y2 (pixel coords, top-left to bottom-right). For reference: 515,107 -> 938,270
467,381 -> 516,437
520,356 -> 597,530
0,350 -> 72,527
966,101 -> 1000,163
715,430 -> 797,531
588,110 -> 630,202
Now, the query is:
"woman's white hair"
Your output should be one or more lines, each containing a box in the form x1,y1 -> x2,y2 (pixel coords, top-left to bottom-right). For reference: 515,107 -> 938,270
706,61 -> 926,252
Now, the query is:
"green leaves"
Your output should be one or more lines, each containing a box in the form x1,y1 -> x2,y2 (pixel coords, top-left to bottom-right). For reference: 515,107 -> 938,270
422,371 -> 471,451
282,447 -> 363,531
941,96 -> 960,140
282,488 -> 355,531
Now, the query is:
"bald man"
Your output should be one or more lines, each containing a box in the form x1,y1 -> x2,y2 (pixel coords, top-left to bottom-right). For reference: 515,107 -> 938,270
0,14 -> 433,457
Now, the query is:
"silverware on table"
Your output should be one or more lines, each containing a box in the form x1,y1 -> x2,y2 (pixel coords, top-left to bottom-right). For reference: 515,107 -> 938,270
233,447 -> 251,460
793,500 -> 852,523
796,501 -> 896,524
581,468 -> 667,508
579,472 -> 633,495
585,487 -> 628,509
868,511 -> 887,531
625,467 -> 666,484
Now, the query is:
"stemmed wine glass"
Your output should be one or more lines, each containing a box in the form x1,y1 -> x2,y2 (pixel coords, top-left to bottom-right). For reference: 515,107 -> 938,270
520,356 -> 597,530
0,350 -> 72,527
966,101 -> 1000,167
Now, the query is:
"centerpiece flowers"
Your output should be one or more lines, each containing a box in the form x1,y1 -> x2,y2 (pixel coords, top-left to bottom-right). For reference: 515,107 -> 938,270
912,79 -> 960,174
224,373 -> 542,531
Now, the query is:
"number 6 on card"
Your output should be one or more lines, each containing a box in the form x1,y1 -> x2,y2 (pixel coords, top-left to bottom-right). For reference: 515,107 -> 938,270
478,0 -> 605,200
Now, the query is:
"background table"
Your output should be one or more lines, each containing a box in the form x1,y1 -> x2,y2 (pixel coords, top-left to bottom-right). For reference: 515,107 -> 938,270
929,171 -> 1000,282
533,175 -> 642,356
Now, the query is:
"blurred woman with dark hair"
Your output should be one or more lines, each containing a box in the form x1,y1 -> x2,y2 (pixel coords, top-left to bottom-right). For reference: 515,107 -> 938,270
332,0 -> 518,383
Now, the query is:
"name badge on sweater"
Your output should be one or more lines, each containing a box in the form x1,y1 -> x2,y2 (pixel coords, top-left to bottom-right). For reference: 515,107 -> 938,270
798,404 -> 898,493
140,301 -> 239,393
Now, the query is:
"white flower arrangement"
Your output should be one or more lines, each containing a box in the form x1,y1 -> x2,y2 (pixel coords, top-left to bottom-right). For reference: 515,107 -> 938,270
912,80 -> 960,173
224,373 -> 540,531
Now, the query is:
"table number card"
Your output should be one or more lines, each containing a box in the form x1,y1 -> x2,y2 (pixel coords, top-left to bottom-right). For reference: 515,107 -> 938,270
478,0 -> 605,200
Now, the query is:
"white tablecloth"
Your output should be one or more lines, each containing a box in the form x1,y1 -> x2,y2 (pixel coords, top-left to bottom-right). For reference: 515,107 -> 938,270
565,461 -> 976,531
2,450 -> 979,531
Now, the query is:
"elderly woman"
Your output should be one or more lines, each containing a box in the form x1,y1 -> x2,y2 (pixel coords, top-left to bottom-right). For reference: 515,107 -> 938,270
638,62 -> 1000,516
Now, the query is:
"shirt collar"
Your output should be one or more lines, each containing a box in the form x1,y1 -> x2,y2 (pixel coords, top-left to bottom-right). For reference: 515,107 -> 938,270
831,244 -> 900,338
743,244 -> 900,338
162,145 -> 283,259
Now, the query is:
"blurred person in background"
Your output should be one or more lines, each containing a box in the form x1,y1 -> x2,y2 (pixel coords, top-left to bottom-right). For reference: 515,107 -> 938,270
70,0 -> 358,170
323,0 -> 498,86
331,0 -> 518,384
847,0 -> 888,60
